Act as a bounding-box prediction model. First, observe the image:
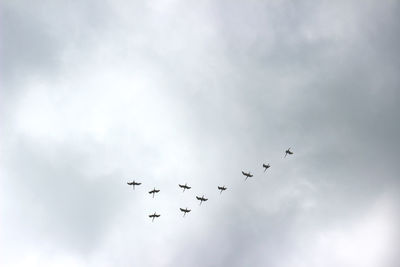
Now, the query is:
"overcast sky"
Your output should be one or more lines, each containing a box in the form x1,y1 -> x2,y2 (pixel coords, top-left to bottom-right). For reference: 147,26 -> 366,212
1,0 -> 399,266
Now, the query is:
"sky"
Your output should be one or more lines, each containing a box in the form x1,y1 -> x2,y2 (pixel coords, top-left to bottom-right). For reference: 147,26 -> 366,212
1,0 -> 399,266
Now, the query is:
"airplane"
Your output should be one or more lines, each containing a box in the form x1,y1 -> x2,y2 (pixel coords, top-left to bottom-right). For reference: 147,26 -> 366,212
196,195 -> 208,205
262,163 -> 270,172
218,186 -> 227,194
178,183 -> 191,192
180,207 -> 191,217
149,188 -> 160,198
127,180 -> 141,190
284,148 -> 293,158
149,212 -> 160,222
242,171 -> 253,180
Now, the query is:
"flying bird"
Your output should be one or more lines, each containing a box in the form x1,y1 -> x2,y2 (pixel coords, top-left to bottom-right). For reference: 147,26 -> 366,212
284,148 -> 293,158
242,171 -> 253,180
262,163 -> 270,172
149,212 -> 160,222
127,180 -> 141,190
218,186 -> 227,194
180,207 -> 191,217
178,183 -> 191,192
149,188 -> 160,198
196,195 -> 208,205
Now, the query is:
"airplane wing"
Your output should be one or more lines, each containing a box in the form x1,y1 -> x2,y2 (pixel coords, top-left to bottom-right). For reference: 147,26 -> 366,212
178,184 -> 184,188
136,182 -> 142,185
196,196 -> 201,200
127,182 -> 133,185
180,208 -> 185,212
155,214 -> 160,217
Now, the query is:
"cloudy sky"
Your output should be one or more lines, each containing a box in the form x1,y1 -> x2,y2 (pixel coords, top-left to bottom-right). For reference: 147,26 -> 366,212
1,0 -> 399,266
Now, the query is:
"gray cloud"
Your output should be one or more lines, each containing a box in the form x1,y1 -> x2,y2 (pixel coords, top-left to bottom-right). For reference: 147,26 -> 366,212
1,0 -> 399,266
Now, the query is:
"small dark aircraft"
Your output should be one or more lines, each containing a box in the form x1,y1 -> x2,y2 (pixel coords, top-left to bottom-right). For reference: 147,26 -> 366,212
178,183 -> 191,192
149,212 -> 160,222
262,163 -> 270,172
218,186 -> 227,194
242,171 -> 253,180
127,180 -> 141,190
196,195 -> 208,205
284,148 -> 294,158
180,207 -> 191,217
149,188 -> 160,198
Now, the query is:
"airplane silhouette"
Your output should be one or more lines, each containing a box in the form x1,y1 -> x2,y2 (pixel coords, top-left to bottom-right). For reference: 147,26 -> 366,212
149,188 -> 160,198
284,148 -> 293,158
180,207 -> 191,217
178,183 -> 191,192
218,186 -> 227,194
262,163 -> 270,172
242,171 -> 253,180
127,180 -> 141,190
149,212 -> 160,222
196,195 -> 208,205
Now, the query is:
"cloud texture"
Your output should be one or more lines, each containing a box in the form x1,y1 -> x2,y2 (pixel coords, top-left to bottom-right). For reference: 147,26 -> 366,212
1,0 -> 399,266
